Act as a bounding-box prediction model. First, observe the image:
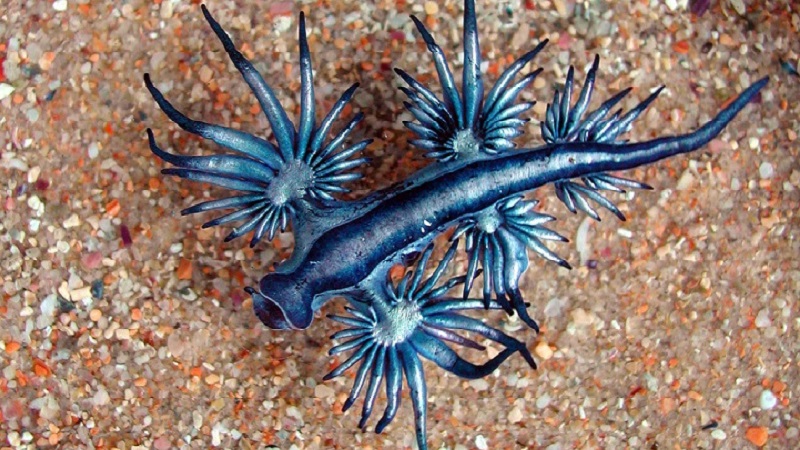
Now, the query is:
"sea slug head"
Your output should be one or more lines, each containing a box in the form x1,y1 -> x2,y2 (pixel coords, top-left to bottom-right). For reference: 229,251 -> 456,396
245,273 -> 315,330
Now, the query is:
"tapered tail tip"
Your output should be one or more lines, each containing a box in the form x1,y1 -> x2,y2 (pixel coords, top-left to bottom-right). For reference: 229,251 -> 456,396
734,77 -> 769,108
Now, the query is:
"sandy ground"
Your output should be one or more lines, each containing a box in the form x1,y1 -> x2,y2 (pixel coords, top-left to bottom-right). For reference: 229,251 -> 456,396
1,0 -> 798,449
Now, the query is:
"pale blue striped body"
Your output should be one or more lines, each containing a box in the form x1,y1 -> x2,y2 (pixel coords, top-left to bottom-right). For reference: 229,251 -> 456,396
145,2 -> 767,448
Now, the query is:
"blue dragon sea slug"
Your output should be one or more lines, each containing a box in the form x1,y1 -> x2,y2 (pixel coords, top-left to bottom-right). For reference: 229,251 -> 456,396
144,1 -> 767,448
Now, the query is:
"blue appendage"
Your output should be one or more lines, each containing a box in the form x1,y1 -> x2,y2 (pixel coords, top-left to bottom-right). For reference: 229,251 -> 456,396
325,242 -> 535,450
543,55 -> 660,220
397,0 -> 548,161
145,7 -> 370,246
452,195 -> 569,330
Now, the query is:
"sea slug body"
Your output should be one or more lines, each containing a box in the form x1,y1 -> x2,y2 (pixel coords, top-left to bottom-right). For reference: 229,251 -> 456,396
144,1 -> 767,448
